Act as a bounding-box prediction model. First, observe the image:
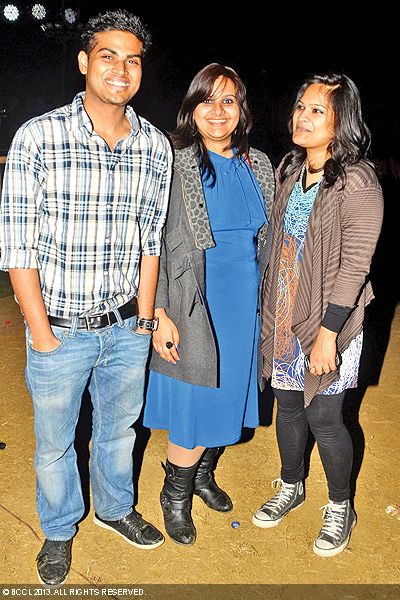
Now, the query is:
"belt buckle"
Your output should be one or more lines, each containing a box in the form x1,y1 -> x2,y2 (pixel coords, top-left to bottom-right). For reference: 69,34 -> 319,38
84,310 -> 112,330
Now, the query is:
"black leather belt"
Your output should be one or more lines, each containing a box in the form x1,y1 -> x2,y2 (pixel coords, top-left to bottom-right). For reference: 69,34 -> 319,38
48,298 -> 138,330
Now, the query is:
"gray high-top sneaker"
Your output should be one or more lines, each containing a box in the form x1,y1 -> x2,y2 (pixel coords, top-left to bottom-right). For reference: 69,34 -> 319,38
252,478 -> 305,529
313,499 -> 356,557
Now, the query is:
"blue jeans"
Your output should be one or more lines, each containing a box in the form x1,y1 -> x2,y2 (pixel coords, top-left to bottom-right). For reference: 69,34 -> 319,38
25,316 -> 151,541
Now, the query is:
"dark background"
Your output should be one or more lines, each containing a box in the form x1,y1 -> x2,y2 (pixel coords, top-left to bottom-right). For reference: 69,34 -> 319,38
0,2 -> 398,166
0,4 -> 399,456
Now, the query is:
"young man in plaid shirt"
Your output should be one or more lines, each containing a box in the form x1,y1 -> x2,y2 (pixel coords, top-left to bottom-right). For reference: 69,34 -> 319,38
0,9 -> 172,587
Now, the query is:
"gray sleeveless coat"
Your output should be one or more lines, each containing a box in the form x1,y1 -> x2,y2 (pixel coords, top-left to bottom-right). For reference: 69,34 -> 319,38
149,145 -> 275,387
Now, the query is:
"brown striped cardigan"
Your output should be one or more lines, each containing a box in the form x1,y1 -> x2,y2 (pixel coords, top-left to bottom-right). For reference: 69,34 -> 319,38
260,158 -> 384,406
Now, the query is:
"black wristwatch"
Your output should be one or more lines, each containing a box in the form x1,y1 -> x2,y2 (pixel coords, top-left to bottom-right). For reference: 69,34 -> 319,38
136,316 -> 159,331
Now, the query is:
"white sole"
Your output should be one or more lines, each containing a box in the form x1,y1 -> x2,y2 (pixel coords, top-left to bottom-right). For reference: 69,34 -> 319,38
93,516 -> 164,549
252,500 -> 304,529
313,518 -> 356,557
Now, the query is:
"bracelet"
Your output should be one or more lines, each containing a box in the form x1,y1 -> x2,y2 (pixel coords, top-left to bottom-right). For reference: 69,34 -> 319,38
136,316 -> 159,331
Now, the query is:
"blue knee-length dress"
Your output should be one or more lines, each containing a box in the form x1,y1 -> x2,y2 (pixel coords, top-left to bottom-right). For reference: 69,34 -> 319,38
144,151 -> 266,449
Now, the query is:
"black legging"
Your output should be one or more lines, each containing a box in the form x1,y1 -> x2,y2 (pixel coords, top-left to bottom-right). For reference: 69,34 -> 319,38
273,388 -> 353,502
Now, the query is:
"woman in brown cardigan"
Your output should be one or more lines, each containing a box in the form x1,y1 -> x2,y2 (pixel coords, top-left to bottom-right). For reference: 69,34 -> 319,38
253,73 -> 383,557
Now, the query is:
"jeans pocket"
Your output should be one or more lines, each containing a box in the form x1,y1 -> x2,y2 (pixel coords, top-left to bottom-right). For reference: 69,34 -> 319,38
123,316 -> 152,340
26,325 -> 68,356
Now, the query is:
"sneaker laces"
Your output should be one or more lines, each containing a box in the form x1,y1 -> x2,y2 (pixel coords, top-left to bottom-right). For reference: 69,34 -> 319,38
38,540 -> 70,564
261,478 -> 296,515
319,501 -> 346,541
124,510 -> 147,534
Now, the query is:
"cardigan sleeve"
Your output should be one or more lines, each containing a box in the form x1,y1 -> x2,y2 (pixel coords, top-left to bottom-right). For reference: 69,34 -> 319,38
329,168 -> 384,308
322,303 -> 353,332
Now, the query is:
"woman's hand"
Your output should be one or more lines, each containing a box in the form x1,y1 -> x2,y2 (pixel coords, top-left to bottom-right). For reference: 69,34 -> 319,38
308,326 -> 338,376
152,308 -> 180,364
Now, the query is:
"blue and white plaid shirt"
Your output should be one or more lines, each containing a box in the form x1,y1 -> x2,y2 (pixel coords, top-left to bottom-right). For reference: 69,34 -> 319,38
0,93 -> 172,318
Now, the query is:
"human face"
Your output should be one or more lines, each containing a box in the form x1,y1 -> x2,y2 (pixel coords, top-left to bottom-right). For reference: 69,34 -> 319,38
78,30 -> 143,109
193,76 -> 240,154
292,83 -> 336,154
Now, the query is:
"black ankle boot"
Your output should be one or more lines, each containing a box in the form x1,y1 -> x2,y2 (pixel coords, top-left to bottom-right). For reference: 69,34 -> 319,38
160,459 -> 198,546
193,448 -> 233,512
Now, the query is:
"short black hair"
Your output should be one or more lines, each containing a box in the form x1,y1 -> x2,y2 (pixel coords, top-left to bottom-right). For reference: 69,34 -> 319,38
81,9 -> 151,55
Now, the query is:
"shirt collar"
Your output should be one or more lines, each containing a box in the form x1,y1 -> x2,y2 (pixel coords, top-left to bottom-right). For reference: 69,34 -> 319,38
69,92 -> 141,140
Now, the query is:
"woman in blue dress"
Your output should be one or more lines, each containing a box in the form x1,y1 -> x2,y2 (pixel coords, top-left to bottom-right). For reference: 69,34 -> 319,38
144,63 -> 274,545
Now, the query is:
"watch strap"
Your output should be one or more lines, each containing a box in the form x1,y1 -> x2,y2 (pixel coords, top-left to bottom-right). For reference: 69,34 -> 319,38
136,316 -> 159,331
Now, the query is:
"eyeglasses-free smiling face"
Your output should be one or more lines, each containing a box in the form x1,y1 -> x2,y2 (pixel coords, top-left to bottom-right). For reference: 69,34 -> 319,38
78,29 -> 143,109
292,83 -> 336,154
193,76 -> 240,155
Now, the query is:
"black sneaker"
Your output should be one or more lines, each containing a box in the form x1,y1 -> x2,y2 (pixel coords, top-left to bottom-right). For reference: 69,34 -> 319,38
94,509 -> 164,549
252,479 -> 305,528
313,499 -> 356,557
36,539 -> 72,587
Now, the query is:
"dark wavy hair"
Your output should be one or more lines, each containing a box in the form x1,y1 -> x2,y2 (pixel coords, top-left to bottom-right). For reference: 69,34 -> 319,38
281,73 -> 373,187
81,9 -> 151,56
171,63 -> 253,185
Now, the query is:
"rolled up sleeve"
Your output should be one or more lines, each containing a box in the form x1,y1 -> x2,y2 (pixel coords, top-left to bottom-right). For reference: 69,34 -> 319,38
0,127 -> 43,270
142,147 -> 173,256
